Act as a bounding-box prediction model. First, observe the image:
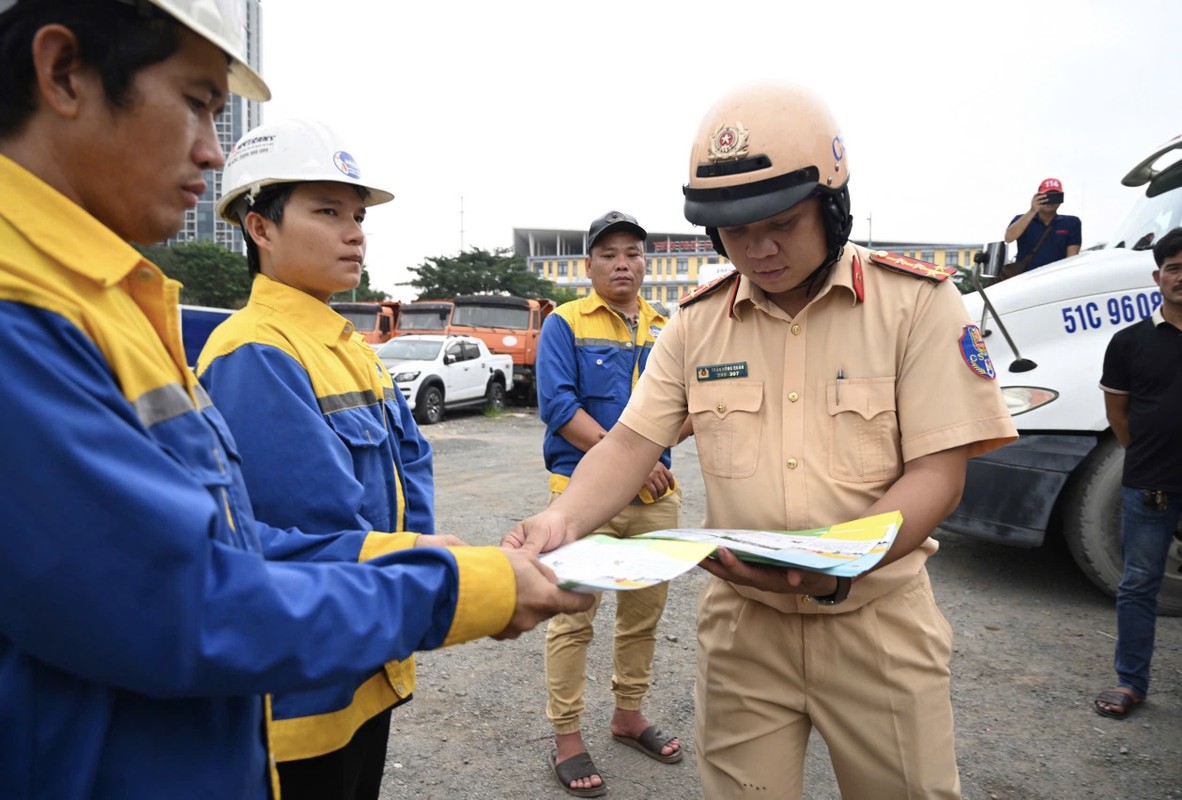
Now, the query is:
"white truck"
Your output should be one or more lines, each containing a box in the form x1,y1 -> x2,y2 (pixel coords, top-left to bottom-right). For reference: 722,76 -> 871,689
945,134 -> 1182,615
376,334 -> 512,425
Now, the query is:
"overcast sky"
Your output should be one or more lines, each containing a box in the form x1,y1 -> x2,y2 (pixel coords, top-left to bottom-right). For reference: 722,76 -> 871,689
257,0 -> 1180,300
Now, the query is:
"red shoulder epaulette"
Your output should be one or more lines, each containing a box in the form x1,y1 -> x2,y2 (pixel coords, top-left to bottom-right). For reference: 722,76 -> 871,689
867,250 -> 956,282
679,269 -> 740,308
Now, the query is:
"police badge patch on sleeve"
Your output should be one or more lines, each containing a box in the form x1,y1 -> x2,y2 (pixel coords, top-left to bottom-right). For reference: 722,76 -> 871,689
958,325 -> 996,380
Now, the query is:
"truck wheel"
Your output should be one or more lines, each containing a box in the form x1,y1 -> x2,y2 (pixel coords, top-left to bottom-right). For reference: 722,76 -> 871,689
414,385 -> 444,425
1062,435 -> 1182,617
484,382 -> 506,413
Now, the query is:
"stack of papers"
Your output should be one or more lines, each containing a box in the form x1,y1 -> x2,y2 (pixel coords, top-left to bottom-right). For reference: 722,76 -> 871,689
539,511 -> 902,593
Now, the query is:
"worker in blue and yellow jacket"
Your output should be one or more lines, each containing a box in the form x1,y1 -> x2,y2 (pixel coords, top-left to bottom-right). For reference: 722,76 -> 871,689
196,119 -> 450,800
537,211 -> 690,797
0,5 -> 591,799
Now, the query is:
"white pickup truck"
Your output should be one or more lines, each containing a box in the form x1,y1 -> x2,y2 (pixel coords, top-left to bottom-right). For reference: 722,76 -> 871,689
376,334 -> 512,425
946,133 -> 1182,614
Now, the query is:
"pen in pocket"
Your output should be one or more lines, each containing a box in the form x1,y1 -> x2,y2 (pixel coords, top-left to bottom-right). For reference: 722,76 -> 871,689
836,369 -> 844,405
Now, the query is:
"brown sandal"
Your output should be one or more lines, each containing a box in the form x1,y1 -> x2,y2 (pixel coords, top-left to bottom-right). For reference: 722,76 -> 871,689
1094,687 -> 1144,719
550,749 -> 606,797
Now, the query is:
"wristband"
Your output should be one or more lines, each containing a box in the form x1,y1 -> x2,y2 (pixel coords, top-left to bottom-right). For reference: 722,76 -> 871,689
809,576 -> 851,606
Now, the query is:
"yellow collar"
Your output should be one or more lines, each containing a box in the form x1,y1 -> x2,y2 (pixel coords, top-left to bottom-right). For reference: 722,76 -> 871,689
248,274 -> 357,346
577,290 -> 666,325
0,153 -> 145,287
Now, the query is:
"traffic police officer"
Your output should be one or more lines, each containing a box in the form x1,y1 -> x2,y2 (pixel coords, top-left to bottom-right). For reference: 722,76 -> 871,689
505,83 -> 1018,799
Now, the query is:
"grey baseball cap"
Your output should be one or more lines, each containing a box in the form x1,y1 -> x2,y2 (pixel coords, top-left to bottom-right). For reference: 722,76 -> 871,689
587,210 -> 647,251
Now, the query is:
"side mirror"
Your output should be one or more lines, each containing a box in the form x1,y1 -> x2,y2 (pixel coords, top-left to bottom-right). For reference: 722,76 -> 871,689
444,353 -> 457,365
974,241 -> 1007,279
378,315 -> 391,334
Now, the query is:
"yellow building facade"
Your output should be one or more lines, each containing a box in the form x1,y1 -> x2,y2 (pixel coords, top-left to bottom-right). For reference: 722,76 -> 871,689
512,226 -> 980,309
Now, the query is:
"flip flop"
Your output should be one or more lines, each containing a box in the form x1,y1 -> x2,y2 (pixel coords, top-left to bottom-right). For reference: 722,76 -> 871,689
1094,687 -> 1144,719
612,725 -> 684,764
550,748 -> 606,798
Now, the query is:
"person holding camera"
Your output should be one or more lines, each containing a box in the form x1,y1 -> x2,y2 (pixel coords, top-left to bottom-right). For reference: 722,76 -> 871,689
1002,177 -> 1082,274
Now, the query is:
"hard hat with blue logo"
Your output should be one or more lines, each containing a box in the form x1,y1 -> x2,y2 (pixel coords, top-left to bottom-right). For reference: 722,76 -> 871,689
682,83 -> 853,260
217,119 -> 395,226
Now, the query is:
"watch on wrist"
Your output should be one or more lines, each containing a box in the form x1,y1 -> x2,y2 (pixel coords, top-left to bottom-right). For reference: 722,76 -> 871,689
810,576 -> 852,606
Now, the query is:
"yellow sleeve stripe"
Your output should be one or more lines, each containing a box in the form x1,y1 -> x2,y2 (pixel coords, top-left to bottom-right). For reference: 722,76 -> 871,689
443,546 -> 515,647
358,531 -> 420,561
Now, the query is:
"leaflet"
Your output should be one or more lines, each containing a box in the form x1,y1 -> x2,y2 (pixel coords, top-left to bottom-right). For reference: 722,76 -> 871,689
539,511 -> 902,592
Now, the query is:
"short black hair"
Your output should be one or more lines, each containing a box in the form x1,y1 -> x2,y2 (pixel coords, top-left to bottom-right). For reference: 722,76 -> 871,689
0,0 -> 181,139
242,184 -> 297,278
1152,227 -> 1182,267
242,182 -> 371,277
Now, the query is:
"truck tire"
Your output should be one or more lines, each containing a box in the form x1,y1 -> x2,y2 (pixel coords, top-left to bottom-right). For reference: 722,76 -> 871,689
414,385 -> 444,425
484,381 -> 505,413
1062,435 -> 1182,617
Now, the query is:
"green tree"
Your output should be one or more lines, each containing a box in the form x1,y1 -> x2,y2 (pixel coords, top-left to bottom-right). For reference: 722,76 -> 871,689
549,287 -> 580,304
404,247 -> 560,300
135,241 -> 251,308
341,267 -> 389,301
135,241 -> 390,306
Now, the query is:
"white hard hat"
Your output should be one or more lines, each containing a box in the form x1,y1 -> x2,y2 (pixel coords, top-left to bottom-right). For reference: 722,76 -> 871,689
144,0 -> 269,100
0,0 -> 271,100
217,119 -> 395,225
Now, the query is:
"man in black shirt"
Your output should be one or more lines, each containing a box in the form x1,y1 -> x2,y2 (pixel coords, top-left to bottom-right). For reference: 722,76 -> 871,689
1095,227 -> 1182,719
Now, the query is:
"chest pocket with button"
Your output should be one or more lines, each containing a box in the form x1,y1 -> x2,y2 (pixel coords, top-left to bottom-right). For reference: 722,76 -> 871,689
826,376 -> 902,483
688,380 -> 763,479
325,405 -> 393,530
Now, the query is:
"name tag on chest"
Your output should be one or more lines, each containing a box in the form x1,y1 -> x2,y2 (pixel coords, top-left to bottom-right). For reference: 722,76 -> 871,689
695,362 -> 749,381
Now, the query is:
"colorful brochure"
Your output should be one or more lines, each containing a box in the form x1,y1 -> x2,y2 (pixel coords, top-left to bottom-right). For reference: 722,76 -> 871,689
539,511 -> 902,593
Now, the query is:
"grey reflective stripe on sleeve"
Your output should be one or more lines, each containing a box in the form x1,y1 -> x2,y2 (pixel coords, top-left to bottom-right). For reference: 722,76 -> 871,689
193,382 -> 215,411
317,389 -> 380,415
383,386 -> 401,403
572,337 -> 632,349
132,383 -> 199,428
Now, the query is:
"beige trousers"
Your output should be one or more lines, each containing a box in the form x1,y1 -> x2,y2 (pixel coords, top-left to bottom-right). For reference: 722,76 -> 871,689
544,488 -> 682,734
695,569 -> 962,799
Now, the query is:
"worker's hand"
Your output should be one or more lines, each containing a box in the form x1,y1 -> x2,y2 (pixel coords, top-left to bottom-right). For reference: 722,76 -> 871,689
414,533 -> 468,548
642,462 -> 674,500
1030,192 -> 1049,213
501,509 -> 577,555
699,547 -> 842,596
492,550 -> 594,639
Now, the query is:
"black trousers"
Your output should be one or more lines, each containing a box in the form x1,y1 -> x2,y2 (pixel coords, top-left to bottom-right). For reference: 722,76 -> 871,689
275,708 -> 394,800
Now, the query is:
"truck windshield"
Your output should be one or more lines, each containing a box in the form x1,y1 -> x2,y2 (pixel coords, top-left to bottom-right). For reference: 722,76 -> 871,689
376,339 -> 442,361
1106,186 -> 1182,251
398,309 -> 451,330
452,305 -> 530,329
337,311 -> 376,331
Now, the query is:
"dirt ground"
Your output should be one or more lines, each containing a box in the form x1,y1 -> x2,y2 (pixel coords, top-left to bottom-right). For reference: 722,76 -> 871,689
380,411 -> 1182,800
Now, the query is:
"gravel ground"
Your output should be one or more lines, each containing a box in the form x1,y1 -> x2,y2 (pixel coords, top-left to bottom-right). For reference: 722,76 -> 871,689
380,411 -> 1182,800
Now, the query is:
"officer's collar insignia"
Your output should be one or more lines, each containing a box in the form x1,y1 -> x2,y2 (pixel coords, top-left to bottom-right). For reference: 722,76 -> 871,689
958,325 -> 996,380
868,250 -> 956,283
680,269 -> 740,309
707,122 -> 749,162
695,362 -> 749,381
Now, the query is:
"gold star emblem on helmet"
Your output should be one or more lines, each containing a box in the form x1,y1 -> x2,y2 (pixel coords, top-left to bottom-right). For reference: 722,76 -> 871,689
707,122 -> 749,162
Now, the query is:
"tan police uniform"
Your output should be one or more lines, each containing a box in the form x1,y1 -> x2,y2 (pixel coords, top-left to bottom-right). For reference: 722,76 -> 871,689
618,244 -> 1018,799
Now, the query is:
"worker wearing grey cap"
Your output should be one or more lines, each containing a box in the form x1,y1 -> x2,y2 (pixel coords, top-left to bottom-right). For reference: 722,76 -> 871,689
536,210 -> 691,796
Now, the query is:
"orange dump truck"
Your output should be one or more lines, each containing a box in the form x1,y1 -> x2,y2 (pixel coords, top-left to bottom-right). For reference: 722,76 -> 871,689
328,300 -> 401,344
396,294 -> 555,404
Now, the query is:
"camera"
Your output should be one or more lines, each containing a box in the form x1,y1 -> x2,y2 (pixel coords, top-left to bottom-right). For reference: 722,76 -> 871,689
1043,191 -> 1064,205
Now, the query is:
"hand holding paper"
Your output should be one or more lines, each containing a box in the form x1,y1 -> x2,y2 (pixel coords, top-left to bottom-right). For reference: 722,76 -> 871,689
538,511 -> 903,593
